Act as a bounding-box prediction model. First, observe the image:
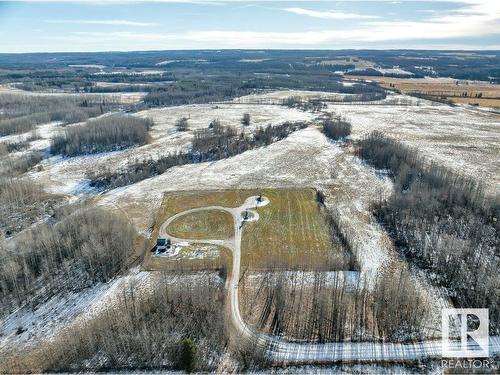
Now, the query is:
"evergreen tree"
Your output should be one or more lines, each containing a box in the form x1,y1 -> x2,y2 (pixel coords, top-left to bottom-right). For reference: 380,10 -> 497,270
180,338 -> 197,373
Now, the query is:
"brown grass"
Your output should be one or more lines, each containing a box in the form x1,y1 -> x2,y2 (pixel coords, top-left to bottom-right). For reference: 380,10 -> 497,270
346,75 -> 500,107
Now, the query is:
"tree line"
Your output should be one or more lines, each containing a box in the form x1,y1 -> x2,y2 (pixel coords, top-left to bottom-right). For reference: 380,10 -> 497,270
89,120 -> 309,190
144,78 -> 254,107
0,93 -> 118,136
242,267 -> 430,343
51,114 -> 153,156
356,131 -> 499,333
0,206 -> 135,310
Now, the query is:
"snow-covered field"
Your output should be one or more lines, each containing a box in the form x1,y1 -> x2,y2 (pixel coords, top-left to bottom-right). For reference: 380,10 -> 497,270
375,67 -> 414,76
329,101 -> 500,196
19,103 -> 315,196
2,88 -> 498,361
0,84 -> 145,104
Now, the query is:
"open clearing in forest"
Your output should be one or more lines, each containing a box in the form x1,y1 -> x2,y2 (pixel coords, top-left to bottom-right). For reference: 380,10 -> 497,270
240,189 -> 353,270
145,188 -> 354,272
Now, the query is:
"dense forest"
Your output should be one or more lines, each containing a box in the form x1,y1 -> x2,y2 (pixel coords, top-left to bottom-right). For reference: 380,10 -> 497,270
0,93 -> 118,136
0,206 -> 135,310
357,132 -> 499,333
243,267 -> 430,343
0,273 -> 226,374
0,50 -> 497,81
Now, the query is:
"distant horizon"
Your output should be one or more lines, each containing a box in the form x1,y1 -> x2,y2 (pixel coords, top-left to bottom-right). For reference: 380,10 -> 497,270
0,0 -> 498,53
1,47 -> 500,55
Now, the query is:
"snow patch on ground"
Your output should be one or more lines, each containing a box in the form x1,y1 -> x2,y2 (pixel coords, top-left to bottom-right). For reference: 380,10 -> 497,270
28,103 -> 315,199
0,269 -> 222,351
0,270 -> 144,349
375,67 -> 414,76
246,271 -> 361,290
329,101 -> 500,196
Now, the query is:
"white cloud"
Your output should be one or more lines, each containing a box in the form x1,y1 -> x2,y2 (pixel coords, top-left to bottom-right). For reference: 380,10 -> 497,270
283,7 -> 379,20
46,19 -> 157,26
13,0 -> 500,52
56,0 -> 499,49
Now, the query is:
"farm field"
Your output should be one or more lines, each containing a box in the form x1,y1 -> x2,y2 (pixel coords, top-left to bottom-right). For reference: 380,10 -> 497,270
328,101 -> 500,196
347,75 -> 500,107
16,102 -> 314,198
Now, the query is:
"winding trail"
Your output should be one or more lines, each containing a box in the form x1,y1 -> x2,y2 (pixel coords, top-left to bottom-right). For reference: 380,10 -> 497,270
158,195 -> 500,364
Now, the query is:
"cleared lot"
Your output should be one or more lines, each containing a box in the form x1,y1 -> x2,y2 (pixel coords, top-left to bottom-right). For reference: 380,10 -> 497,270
146,188 -> 352,271
166,209 -> 234,240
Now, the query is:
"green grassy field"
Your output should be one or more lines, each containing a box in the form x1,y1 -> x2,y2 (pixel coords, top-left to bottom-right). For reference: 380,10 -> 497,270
240,189 -> 349,270
166,209 -> 233,240
145,189 -> 352,272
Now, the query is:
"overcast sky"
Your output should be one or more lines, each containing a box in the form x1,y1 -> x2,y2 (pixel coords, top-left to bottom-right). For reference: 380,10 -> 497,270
0,0 -> 499,52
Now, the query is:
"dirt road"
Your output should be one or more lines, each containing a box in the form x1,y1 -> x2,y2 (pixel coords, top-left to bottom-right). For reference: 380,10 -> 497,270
158,195 -> 500,364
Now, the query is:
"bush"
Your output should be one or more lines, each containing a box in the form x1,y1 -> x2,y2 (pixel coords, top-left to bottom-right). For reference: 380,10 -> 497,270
0,143 -> 7,157
0,151 -> 43,177
175,116 -> 189,131
0,177 -> 57,237
180,338 -> 197,372
241,113 -> 250,126
51,114 -> 153,156
322,115 -> 351,140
